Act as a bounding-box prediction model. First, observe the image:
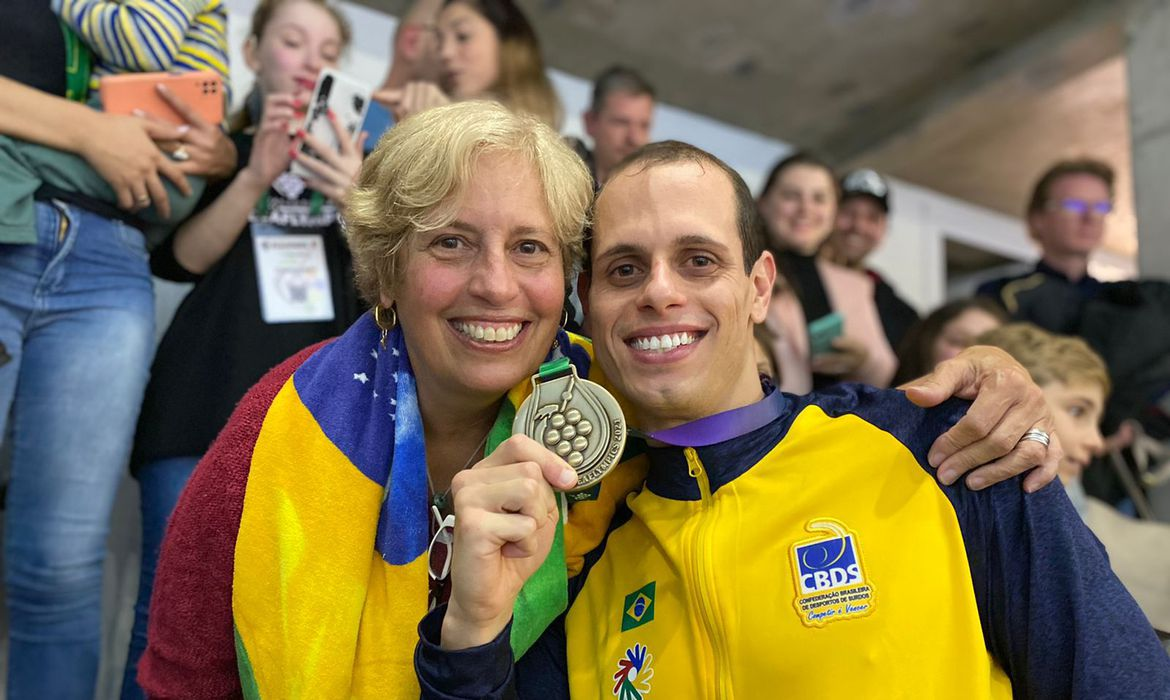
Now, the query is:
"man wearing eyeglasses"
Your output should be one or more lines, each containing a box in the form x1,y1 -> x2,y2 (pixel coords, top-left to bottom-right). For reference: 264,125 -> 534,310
976,158 -> 1114,322
978,158 -> 1170,512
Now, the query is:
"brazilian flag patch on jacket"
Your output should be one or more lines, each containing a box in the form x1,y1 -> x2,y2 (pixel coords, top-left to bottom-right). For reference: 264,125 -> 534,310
621,581 -> 656,632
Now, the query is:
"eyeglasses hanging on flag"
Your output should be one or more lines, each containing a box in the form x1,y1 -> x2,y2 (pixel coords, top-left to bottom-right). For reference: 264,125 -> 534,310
428,505 -> 455,587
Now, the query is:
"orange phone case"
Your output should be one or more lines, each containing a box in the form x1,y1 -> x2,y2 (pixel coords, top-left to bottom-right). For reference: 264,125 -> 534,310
100,71 -> 225,126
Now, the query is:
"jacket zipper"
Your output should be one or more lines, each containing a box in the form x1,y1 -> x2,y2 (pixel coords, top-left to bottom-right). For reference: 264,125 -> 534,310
685,448 -> 733,699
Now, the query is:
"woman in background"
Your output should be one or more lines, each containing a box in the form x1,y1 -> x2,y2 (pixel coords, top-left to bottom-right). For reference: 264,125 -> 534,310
378,0 -> 561,127
893,297 -> 1008,386
757,152 -> 898,392
0,1 -> 230,696
126,1 -> 364,696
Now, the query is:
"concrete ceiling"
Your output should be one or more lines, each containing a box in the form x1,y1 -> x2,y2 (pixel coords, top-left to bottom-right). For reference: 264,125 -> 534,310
852,54 -> 1134,259
365,0 -> 1135,258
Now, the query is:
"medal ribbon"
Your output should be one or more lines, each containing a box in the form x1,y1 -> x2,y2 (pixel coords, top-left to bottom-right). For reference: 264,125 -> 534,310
538,356 -> 573,380
641,388 -> 787,447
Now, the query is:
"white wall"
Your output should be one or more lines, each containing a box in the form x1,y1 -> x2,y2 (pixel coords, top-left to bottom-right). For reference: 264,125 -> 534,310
217,0 -> 1137,317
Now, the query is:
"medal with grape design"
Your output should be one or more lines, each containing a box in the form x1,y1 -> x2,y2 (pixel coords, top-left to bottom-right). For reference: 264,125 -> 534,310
513,358 -> 626,491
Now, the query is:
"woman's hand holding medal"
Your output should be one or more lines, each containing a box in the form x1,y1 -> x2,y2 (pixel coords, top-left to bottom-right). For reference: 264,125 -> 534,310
440,435 -> 577,651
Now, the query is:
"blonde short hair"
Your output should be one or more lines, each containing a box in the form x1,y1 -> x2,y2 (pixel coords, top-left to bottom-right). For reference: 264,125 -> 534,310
344,100 -> 591,305
977,323 -> 1111,396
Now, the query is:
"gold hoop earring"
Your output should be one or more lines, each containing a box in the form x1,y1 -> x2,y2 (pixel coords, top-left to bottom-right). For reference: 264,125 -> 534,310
374,305 -> 397,349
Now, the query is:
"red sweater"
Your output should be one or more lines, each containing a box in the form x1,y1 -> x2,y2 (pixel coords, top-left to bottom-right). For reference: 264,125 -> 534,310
138,342 -> 328,699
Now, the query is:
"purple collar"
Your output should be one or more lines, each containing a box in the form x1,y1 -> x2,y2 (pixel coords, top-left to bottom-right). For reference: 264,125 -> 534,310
640,388 -> 788,448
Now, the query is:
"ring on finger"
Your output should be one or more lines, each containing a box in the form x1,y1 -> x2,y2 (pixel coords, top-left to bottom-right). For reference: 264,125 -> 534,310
171,145 -> 190,162
136,194 -> 151,206
1019,428 -> 1051,448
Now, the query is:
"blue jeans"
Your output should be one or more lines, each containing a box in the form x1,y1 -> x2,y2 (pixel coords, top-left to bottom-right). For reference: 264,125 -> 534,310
0,201 -> 155,699
119,455 -> 199,700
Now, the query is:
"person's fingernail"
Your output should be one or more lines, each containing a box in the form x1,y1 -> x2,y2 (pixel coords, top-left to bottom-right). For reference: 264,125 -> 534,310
559,468 -> 577,489
928,449 -> 942,468
131,108 -> 145,117
289,147 -> 299,159
967,475 -> 986,490
937,467 -> 955,485
176,124 -> 190,135
296,128 -> 306,138
327,108 -> 336,119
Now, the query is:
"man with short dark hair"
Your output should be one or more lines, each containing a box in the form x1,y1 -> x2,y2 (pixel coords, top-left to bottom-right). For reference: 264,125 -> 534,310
976,158 -> 1170,508
977,158 -> 1115,316
825,168 -> 919,350
414,142 -> 1170,699
574,65 -> 656,187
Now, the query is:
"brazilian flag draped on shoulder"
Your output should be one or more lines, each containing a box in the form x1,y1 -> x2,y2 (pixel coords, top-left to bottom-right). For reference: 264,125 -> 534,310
231,312 -> 648,697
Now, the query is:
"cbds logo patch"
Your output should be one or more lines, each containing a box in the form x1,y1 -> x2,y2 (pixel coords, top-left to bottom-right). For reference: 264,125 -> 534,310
790,519 -> 875,628
796,534 -> 861,594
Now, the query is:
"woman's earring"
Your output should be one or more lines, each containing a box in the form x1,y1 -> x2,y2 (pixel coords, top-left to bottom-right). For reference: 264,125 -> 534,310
374,305 -> 397,349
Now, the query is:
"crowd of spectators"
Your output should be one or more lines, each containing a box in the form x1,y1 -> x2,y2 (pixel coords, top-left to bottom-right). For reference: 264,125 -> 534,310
1,0 -> 1167,696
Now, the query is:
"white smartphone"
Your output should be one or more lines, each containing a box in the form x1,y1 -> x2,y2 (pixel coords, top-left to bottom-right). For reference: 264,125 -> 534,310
291,68 -> 371,180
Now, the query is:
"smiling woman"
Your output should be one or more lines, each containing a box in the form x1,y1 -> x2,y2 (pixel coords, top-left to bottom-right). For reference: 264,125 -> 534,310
383,0 -> 563,127
756,152 -> 899,393
139,100 -> 614,699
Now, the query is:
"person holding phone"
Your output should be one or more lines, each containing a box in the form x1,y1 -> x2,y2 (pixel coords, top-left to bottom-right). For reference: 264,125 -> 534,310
0,0 -> 235,244
0,0 -> 232,696
375,0 -> 562,128
757,152 -> 899,394
125,1 -> 364,697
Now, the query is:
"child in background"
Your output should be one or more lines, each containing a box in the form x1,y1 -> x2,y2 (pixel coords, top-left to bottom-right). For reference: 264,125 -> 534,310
979,323 -> 1170,635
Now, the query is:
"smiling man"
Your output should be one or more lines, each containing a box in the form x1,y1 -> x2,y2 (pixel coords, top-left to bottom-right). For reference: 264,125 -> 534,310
824,168 -> 919,350
415,143 -> 1170,698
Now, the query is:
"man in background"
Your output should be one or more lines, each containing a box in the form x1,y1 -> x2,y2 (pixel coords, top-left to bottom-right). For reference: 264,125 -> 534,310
976,158 -> 1113,317
978,158 -> 1170,512
366,0 -> 444,150
824,168 -> 919,351
574,65 -> 655,188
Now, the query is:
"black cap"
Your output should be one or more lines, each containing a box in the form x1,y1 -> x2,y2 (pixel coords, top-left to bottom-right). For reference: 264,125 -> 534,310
840,169 -> 890,212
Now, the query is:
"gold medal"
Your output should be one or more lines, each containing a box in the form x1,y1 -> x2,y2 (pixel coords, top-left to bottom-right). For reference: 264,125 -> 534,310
513,358 -> 626,491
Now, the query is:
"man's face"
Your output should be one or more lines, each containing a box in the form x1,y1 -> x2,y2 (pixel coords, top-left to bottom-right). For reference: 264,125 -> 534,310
584,92 -> 654,181
830,196 -> 887,266
1029,173 -> 1111,258
582,162 -> 775,430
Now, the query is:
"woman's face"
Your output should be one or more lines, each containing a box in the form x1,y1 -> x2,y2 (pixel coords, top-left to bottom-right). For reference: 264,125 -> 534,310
387,152 -> 565,406
757,163 -> 837,255
438,2 -> 501,99
245,0 -> 344,103
930,308 -> 1003,367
